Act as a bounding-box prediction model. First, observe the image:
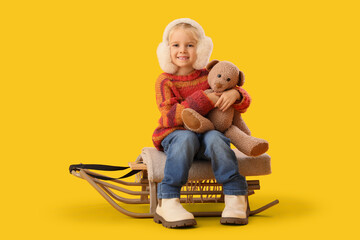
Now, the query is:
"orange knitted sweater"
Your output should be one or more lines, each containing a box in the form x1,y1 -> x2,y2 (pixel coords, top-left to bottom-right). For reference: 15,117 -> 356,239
152,69 -> 251,151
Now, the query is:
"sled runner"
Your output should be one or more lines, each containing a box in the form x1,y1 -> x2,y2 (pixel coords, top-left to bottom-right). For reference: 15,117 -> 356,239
70,147 -> 279,218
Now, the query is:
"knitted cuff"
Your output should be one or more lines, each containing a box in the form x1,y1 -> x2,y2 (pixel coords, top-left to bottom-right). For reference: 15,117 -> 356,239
233,87 -> 251,113
184,90 -> 214,116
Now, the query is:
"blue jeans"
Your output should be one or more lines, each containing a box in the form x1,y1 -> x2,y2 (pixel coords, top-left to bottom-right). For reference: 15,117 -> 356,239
157,130 -> 248,199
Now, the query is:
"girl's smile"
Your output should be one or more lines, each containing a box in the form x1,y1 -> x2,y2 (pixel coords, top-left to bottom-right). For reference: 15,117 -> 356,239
177,56 -> 189,60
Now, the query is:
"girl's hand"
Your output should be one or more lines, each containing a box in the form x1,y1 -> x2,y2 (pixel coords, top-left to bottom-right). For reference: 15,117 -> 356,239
206,91 -> 221,105
215,89 -> 241,111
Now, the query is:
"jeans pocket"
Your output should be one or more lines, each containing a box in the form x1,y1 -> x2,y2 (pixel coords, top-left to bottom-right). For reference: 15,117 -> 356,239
161,132 -> 173,154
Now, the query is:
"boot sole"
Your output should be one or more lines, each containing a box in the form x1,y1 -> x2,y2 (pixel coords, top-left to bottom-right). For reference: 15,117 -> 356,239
220,217 -> 248,225
153,212 -> 197,228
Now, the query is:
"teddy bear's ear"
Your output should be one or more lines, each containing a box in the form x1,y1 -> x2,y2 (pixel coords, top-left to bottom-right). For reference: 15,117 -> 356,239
206,60 -> 219,71
238,71 -> 245,86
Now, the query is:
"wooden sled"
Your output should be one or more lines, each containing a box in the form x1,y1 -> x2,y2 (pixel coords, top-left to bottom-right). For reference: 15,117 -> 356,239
70,147 -> 279,218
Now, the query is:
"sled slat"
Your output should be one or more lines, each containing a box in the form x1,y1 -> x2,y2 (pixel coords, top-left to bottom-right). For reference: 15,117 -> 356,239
129,162 -> 147,170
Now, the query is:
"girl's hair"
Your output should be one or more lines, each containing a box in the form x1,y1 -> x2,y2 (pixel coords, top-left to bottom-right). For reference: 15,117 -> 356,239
157,18 -> 213,74
168,23 -> 200,42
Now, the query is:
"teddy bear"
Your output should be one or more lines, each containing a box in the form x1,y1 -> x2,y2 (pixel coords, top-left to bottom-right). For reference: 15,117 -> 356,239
181,60 -> 269,156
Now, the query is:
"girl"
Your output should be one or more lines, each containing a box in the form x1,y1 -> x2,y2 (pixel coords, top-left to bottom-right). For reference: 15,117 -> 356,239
152,18 -> 251,228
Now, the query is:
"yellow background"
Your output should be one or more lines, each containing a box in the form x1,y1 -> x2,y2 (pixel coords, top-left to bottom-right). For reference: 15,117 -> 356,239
1,0 -> 360,239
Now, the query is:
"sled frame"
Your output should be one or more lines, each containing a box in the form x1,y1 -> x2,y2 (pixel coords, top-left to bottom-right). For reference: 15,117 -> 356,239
71,162 -> 279,218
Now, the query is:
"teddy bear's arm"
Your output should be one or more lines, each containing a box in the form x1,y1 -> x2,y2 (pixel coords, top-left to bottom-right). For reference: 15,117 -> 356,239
203,89 -> 214,94
233,111 -> 252,136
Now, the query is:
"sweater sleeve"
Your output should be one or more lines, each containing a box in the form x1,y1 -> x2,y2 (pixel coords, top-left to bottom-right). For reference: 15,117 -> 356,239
155,77 -> 214,128
232,87 -> 251,113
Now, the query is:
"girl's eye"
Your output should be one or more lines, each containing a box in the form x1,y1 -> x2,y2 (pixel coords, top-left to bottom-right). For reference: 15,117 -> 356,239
172,44 -> 179,47
217,74 -> 221,78
188,44 -> 194,47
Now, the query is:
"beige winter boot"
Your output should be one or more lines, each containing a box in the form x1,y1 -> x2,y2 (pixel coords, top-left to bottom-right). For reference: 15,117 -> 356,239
220,195 -> 249,225
154,198 -> 197,228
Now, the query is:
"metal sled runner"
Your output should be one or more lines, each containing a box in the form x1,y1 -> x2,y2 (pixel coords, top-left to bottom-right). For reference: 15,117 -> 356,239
70,147 -> 279,218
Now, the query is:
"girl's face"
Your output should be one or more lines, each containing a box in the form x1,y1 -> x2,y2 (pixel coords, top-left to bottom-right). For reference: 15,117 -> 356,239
169,28 -> 198,75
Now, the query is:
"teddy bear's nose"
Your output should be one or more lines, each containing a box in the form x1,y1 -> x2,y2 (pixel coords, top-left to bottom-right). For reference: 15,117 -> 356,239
216,83 -> 223,89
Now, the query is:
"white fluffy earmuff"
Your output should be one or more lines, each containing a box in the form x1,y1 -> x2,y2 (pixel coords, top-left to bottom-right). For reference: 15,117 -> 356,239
156,18 -> 213,74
